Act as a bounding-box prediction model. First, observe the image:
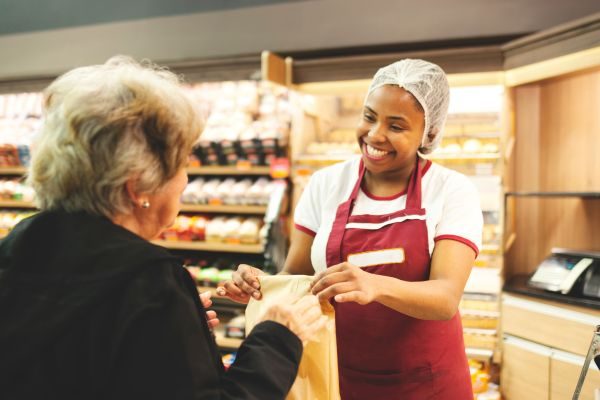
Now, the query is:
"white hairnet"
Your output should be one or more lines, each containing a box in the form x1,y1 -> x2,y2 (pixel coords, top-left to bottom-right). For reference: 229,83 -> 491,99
366,59 -> 449,154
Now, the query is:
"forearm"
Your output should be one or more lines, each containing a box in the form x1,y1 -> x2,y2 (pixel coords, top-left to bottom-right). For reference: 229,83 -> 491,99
222,321 -> 302,400
374,275 -> 461,320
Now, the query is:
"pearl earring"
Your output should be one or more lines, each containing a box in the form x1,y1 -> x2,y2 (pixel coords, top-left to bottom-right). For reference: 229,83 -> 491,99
141,200 -> 150,209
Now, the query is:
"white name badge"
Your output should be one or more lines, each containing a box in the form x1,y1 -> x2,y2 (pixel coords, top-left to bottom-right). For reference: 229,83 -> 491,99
347,248 -> 405,268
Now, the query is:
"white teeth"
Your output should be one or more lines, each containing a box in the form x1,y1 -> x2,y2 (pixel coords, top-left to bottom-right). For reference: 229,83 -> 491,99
366,144 -> 389,157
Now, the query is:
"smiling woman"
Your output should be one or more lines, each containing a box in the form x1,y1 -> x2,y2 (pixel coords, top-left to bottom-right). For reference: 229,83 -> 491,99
223,58 -> 484,400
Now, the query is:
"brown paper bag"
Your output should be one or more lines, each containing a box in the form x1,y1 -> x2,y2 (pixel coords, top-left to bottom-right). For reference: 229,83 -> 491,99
245,275 -> 340,400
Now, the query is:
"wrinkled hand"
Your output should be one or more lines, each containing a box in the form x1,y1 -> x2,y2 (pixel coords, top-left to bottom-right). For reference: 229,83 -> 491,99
216,264 -> 265,303
310,262 -> 377,305
200,291 -> 219,329
261,294 -> 327,346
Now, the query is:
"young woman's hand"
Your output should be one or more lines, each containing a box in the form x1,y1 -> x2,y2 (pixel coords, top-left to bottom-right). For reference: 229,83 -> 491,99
310,262 -> 378,305
216,264 -> 265,303
261,294 -> 327,346
199,290 -> 219,329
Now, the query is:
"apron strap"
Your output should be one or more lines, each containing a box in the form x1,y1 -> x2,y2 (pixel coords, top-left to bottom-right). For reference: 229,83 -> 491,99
325,157 -> 423,267
405,157 -> 423,210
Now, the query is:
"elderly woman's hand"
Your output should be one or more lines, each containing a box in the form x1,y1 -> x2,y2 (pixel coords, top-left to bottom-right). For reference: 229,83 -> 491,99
260,294 -> 327,346
199,291 -> 219,329
216,264 -> 265,303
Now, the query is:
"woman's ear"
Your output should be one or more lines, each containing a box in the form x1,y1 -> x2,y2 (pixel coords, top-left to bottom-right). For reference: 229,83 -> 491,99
125,177 -> 150,209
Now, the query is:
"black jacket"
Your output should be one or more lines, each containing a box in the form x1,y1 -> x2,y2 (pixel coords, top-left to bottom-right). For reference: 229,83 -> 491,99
0,210 -> 302,399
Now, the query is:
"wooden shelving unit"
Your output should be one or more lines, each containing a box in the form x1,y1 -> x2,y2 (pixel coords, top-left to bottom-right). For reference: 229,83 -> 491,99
0,166 -> 27,175
0,200 -> 36,209
215,332 -> 243,350
179,204 -> 267,214
153,240 -> 264,254
425,153 -> 501,161
187,166 -> 271,176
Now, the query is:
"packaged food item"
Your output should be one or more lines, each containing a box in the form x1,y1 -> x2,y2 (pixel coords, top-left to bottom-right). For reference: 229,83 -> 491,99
221,352 -> 237,371
462,138 -> 482,153
205,217 -> 226,243
228,179 -> 253,205
225,315 -> 246,339
223,217 -> 243,244
181,178 -> 204,204
239,218 -> 261,244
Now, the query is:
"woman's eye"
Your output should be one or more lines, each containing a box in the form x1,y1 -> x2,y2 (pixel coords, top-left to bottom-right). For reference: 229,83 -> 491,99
363,113 -> 375,122
390,125 -> 404,132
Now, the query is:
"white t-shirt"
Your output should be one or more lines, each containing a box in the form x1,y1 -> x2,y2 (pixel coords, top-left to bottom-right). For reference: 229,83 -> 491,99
294,156 -> 483,273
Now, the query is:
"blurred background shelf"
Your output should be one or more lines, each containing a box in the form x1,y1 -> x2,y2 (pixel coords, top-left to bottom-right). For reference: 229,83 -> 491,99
0,166 -> 27,175
425,153 -> 501,161
215,332 -> 243,350
0,200 -> 36,209
179,204 -> 267,214
153,240 -> 264,254
187,166 -> 271,176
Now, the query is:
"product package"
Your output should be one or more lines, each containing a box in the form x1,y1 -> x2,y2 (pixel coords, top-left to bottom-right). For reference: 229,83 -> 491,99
245,275 -> 340,400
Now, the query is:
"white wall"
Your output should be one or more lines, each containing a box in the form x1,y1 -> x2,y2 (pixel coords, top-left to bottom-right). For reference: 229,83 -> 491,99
0,0 -> 598,80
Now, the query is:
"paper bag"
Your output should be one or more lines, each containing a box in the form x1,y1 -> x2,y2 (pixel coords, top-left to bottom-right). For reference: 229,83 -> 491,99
245,275 -> 340,400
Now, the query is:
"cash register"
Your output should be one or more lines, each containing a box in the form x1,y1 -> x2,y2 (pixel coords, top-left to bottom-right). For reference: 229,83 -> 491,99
528,248 -> 600,299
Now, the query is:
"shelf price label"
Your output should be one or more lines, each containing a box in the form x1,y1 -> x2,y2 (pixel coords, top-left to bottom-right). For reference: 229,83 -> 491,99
235,160 -> 252,171
270,158 -> 290,179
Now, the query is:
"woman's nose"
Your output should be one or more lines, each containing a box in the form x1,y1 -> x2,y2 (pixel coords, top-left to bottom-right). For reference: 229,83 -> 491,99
367,126 -> 386,141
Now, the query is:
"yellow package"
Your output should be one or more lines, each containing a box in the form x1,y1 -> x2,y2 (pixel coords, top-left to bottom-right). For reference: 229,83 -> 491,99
245,275 -> 340,400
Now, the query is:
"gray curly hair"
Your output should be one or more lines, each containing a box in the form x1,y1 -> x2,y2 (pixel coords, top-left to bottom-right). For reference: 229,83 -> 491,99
28,55 -> 202,217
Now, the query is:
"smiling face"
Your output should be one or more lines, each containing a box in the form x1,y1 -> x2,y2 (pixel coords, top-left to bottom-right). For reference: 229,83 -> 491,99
357,85 -> 425,175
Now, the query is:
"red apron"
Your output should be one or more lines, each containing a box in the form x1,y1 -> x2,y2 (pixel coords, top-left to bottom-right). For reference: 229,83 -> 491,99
325,158 -> 473,399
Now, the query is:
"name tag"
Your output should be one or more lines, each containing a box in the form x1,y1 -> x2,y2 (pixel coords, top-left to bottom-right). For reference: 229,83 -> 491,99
347,248 -> 405,268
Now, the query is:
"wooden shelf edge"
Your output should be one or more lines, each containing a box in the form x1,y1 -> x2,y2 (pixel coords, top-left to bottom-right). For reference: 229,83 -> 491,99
153,240 -> 264,254
186,166 -> 271,176
215,333 -> 243,349
426,153 -> 501,161
179,204 -> 267,214
0,200 -> 36,209
505,191 -> 600,198
465,347 -> 494,361
0,166 -> 27,175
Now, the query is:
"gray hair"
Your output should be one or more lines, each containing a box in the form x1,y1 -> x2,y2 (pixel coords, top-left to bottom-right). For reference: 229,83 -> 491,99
27,55 -> 201,217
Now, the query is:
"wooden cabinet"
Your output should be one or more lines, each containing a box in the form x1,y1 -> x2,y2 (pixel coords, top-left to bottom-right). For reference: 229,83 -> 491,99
502,335 -> 551,400
551,350 -> 600,400
501,294 -> 600,399
502,294 -> 600,356
499,14 -> 600,400
502,334 -> 600,400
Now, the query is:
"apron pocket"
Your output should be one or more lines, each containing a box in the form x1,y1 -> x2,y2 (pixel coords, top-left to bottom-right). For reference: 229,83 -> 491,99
340,365 -> 435,400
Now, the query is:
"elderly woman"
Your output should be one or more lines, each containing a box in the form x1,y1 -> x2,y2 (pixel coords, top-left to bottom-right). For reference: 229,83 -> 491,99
0,56 -> 325,399
223,59 -> 483,399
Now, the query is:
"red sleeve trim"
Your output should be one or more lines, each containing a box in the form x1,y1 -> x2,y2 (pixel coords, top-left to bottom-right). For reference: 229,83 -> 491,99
294,223 -> 316,237
434,235 -> 479,257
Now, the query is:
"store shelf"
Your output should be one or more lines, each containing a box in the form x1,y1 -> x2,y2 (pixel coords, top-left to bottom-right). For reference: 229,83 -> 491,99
187,166 -> 271,176
294,154 -> 357,166
465,347 -> 494,361
179,204 -> 267,214
425,153 -> 501,161
481,244 -> 501,253
153,240 -> 264,254
215,332 -> 243,349
0,166 -> 27,175
505,191 -> 600,198
504,275 -> 600,310
0,200 -> 36,209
